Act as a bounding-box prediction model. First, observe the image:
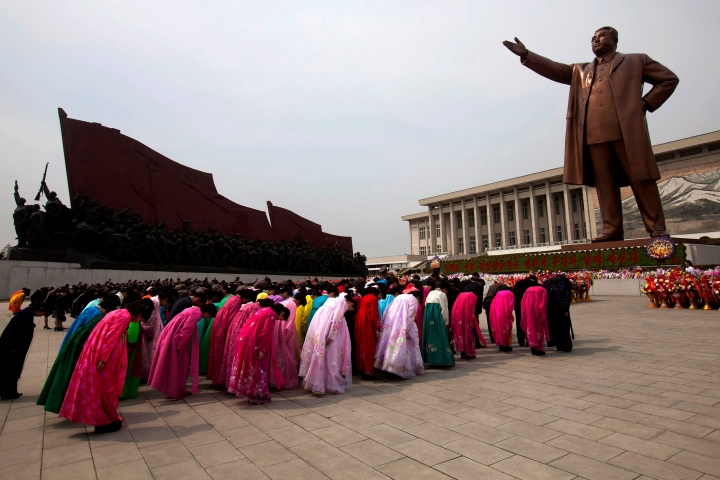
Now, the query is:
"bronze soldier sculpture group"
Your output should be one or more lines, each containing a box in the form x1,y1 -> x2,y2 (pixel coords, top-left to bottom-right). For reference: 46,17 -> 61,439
504,26 -> 678,242
12,182 -> 367,276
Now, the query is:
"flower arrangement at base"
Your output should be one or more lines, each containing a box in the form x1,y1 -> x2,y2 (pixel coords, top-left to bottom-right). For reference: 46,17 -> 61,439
646,236 -> 676,261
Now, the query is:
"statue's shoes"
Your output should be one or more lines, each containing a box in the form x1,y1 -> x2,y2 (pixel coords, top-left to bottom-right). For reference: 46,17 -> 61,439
591,233 -> 624,243
651,231 -> 669,238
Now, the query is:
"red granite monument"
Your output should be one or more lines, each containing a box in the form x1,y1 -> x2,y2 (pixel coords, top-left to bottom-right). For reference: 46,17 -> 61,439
58,108 -> 352,252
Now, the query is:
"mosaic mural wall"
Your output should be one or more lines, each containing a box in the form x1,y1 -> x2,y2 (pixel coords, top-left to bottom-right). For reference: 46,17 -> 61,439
594,154 -> 720,239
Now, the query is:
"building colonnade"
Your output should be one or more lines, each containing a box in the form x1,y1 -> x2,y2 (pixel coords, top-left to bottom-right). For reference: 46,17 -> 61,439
406,172 -> 597,256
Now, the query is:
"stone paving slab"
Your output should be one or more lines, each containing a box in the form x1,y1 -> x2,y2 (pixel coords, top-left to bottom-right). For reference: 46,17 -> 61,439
1,296 -> 719,479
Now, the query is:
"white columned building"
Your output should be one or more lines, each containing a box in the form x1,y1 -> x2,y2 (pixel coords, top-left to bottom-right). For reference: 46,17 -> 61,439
402,131 -> 720,258
403,167 -> 595,256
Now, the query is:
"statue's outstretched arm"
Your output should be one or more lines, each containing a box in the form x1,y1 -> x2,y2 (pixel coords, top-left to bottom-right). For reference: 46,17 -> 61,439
504,37 -> 573,85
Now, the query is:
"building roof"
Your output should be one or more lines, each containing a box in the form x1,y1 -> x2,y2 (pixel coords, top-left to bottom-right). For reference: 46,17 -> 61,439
652,130 -> 720,155
401,212 -> 432,221
410,131 -> 720,212
366,254 -> 426,265
417,167 -> 564,206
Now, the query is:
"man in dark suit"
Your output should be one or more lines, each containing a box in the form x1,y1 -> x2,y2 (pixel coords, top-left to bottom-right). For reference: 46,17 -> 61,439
504,27 -> 679,242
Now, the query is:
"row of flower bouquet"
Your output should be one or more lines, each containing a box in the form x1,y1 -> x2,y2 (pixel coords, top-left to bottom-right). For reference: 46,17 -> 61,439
400,266 -> 720,307
640,267 -> 720,309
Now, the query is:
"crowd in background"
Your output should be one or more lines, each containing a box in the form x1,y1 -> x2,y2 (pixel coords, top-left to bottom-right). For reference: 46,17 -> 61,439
1,270 -> 574,434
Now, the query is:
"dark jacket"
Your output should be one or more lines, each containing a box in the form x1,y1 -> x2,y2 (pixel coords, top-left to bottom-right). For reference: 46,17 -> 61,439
168,296 -> 193,321
513,278 -> 539,312
0,307 -> 36,353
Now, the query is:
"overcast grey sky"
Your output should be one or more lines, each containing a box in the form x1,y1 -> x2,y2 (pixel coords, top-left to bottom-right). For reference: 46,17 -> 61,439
1,1 -> 719,257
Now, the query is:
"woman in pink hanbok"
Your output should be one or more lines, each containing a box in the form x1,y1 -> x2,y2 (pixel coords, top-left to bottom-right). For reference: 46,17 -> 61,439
59,299 -> 154,433
220,291 -> 258,388
270,296 -> 302,390
520,286 -> 550,356
140,295 -> 163,382
299,294 -> 354,395
148,304 -> 216,399
451,291 -> 487,359
374,291 -> 425,379
490,290 -> 515,352
227,300 -> 286,404
207,295 -> 243,384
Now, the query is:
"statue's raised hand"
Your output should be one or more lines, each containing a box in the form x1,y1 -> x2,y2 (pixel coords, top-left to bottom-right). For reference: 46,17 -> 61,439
502,37 -> 528,59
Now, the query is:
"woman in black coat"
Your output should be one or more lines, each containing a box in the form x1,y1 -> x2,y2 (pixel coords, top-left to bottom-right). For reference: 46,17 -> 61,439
543,275 -> 574,352
0,304 -> 49,399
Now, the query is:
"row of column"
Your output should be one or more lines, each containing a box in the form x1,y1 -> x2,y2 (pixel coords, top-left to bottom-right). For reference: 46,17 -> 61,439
426,185 -> 594,255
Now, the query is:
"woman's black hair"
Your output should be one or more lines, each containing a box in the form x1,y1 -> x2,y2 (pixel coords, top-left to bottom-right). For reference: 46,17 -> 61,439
344,295 -> 358,309
239,289 -> 258,301
361,287 -> 379,296
190,290 -> 207,304
200,303 -> 218,317
126,298 -> 155,320
293,292 -> 307,306
209,290 -> 224,303
271,304 -> 290,319
157,289 -> 174,301
99,296 -> 121,311
257,298 -> 275,308
409,290 -> 423,301
325,284 -> 339,296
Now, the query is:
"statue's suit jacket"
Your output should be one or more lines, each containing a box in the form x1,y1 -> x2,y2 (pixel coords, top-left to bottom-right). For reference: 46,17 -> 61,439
523,51 -> 678,187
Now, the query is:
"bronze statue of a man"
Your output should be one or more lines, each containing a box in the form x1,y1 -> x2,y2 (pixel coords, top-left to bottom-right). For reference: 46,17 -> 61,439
503,27 -> 679,242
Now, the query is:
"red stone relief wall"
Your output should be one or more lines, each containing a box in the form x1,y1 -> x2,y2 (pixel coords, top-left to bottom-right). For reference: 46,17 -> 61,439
58,109 -> 352,251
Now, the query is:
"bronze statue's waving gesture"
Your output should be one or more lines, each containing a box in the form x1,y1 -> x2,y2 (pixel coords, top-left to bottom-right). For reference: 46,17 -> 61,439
502,27 -> 678,243
502,37 -> 527,59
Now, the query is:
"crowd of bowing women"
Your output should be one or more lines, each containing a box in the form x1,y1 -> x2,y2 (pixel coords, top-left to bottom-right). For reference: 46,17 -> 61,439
0,273 -> 573,434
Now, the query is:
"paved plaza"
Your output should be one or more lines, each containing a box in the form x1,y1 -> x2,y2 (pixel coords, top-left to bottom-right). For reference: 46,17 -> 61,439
1,296 -> 719,480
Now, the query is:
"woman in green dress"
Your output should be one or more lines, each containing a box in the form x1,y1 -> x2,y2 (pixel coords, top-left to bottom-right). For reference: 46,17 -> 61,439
121,321 -> 142,399
199,292 -> 228,374
421,282 -> 455,366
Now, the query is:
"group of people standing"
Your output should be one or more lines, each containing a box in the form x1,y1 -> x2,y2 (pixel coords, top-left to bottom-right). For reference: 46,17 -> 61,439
1,271 -> 573,433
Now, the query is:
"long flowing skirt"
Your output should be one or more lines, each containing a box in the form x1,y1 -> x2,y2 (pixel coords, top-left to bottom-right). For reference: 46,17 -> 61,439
421,304 -> 455,366
121,351 -> 140,399
374,322 -> 424,379
548,311 -> 572,351
59,346 -> 127,427
231,355 -> 272,404
38,318 -> 101,413
199,318 -> 213,374
299,322 -> 352,395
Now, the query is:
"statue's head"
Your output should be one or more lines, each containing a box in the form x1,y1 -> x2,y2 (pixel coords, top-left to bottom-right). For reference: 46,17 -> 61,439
17,197 -> 26,206
592,26 -> 618,57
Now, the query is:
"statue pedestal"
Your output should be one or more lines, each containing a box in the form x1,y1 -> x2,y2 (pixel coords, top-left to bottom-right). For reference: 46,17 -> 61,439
560,237 -> 707,252
431,237 -> 720,276
559,237 -> 720,268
